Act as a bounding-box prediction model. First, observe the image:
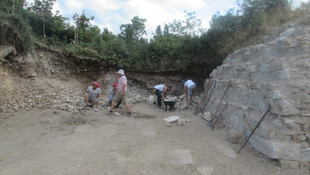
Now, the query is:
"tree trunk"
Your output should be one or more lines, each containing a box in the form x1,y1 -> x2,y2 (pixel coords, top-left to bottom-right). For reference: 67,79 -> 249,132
12,0 -> 15,14
43,19 -> 46,40
74,30 -> 78,45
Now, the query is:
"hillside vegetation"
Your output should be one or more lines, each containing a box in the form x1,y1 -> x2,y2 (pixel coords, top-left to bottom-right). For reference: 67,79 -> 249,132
1,0 -> 310,76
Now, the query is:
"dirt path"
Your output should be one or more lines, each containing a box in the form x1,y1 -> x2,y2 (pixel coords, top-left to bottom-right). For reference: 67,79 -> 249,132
0,104 -> 307,175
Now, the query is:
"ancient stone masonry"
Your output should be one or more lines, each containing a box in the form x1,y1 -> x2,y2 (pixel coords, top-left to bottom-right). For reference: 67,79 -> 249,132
205,17 -> 310,162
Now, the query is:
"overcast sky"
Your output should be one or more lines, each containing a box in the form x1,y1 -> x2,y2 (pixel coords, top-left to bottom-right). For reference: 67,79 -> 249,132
26,0 -> 309,37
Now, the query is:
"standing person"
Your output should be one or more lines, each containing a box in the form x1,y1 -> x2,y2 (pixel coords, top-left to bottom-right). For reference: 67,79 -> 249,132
109,69 -> 131,116
153,84 -> 172,107
84,82 -> 101,108
184,79 -> 196,107
109,83 -> 121,108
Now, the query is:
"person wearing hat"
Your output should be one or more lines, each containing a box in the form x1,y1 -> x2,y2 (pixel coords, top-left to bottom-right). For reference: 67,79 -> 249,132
184,79 -> 196,107
108,83 -> 121,108
109,69 -> 131,116
84,82 -> 101,108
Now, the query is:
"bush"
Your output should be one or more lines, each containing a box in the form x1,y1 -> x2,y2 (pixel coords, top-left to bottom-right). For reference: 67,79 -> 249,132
64,44 -> 100,58
0,13 -> 33,52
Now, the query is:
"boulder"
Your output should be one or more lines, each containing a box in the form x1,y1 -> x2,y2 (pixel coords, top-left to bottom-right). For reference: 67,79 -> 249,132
0,45 -> 16,59
273,99 -> 299,116
227,129 -> 245,144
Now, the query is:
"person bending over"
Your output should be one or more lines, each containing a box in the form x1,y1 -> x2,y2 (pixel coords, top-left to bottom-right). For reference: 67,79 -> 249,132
184,79 -> 196,107
153,84 -> 172,107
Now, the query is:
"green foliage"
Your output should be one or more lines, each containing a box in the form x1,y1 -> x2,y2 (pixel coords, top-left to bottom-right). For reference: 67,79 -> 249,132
0,0 -> 33,52
119,16 -> 147,41
294,1 -> 310,17
65,44 -> 99,58
168,11 -> 202,36
72,12 -> 95,44
0,0 -> 25,14
30,0 -> 55,16
29,0 -> 56,39
1,0 -> 308,77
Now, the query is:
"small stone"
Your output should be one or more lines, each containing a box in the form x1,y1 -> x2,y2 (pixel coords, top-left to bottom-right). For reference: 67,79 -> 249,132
297,134 -> 307,141
272,90 -> 282,100
272,119 -> 283,127
227,129 -> 245,144
197,166 -> 214,175
280,160 -> 299,169
114,112 -> 121,116
177,119 -> 186,126
302,100 -> 310,105
278,69 -> 290,80
300,123 -> 309,132
202,111 -> 212,121
300,142 -> 309,148
273,100 -> 299,116
164,122 -> 172,127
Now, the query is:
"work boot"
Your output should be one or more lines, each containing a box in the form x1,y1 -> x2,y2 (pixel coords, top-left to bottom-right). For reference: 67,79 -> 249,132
106,110 -> 113,116
127,112 -> 131,117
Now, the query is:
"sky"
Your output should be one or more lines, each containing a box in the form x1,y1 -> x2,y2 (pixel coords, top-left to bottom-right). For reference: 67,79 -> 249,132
26,0 -> 309,38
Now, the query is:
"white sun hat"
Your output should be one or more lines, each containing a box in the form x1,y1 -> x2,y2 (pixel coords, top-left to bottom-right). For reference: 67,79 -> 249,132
117,69 -> 125,75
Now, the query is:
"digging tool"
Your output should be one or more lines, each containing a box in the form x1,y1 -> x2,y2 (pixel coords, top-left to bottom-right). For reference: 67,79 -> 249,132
201,80 -> 217,113
195,79 -> 213,114
201,79 -> 213,104
211,102 -> 228,130
237,105 -> 271,154
212,80 -> 231,118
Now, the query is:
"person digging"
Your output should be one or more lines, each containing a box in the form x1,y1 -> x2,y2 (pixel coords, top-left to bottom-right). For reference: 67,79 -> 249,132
84,82 -> 101,108
184,79 -> 196,107
153,84 -> 172,108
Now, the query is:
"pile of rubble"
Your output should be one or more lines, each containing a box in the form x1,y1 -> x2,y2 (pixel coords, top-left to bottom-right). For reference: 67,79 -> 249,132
0,77 -> 85,113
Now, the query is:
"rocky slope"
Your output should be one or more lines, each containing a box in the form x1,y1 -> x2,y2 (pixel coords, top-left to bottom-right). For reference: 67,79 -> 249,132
203,16 -> 310,163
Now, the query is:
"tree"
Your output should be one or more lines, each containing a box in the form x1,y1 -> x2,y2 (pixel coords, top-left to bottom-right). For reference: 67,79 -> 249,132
154,25 -> 162,38
48,12 -> 72,42
119,16 -> 147,41
237,0 -> 292,19
163,24 -> 169,35
72,12 -> 95,44
0,0 -> 25,14
30,0 -> 56,39
168,11 -> 202,36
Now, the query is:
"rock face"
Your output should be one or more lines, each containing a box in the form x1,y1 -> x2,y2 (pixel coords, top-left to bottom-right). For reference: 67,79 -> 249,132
205,17 -> 310,161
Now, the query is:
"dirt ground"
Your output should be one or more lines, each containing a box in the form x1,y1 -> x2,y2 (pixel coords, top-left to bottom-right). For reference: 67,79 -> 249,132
0,103 -> 308,175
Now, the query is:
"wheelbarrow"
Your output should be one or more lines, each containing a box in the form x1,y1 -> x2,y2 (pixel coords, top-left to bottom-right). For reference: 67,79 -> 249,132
163,98 -> 176,111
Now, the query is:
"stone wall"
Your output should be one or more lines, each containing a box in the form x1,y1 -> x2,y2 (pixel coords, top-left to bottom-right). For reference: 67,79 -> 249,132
205,17 -> 310,162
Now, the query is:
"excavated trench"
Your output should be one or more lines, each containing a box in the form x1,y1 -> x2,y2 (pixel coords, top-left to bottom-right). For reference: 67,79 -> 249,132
0,20 -> 309,172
